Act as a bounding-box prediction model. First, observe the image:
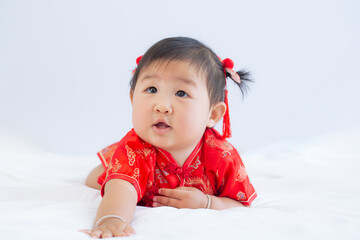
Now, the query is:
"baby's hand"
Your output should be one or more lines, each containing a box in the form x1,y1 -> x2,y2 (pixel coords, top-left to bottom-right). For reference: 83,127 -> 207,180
79,217 -> 135,238
153,187 -> 208,209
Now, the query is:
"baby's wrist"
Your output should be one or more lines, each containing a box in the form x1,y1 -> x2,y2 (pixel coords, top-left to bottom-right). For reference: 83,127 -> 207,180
95,215 -> 127,228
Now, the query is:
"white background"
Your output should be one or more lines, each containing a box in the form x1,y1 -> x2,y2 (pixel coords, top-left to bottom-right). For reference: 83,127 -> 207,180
1,0 -> 359,155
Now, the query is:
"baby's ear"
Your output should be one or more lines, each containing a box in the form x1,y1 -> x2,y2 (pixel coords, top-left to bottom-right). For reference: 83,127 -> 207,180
130,90 -> 134,104
207,102 -> 226,128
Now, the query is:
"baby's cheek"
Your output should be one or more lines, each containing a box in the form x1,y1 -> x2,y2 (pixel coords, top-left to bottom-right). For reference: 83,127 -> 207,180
179,113 -> 204,136
178,113 -> 193,128
132,109 -> 140,128
132,107 -> 148,130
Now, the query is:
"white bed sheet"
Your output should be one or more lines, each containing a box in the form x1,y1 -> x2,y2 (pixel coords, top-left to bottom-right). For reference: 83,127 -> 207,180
1,129 -> 359,240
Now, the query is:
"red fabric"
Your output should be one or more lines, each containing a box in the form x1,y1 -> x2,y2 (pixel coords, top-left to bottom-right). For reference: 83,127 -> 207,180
97,128 -> 257,207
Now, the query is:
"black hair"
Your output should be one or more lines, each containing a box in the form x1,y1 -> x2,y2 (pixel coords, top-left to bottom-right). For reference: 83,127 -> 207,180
130,37 -> 252,106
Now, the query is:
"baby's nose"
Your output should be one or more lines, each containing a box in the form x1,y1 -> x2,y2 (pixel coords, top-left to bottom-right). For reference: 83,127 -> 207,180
154,102 -> 173,114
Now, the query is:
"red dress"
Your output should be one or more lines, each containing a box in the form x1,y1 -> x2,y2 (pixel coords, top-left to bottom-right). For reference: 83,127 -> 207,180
97,128 -> 257,207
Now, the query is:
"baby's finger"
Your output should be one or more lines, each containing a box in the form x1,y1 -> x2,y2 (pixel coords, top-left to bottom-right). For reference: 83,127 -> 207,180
158,188 -> 183,199
176,186 -> 190,190
90,229 -> 102,238
114,232 -> 127,237
154,195 -> 180,208
176,186 -> 196,191
124,224 -> 136,235
78,229 -> 97,236
153,201 -> 166,207
112,227 -> 132,237
78,229 -> 92,235
101,229 -> 113,238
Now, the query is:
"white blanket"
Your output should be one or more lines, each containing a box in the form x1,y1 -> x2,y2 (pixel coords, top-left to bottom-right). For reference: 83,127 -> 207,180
1,129 -> 359,240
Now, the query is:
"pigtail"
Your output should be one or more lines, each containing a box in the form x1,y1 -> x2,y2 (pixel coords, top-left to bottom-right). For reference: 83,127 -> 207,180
226,70 -> 253,98
221,57 -> 253,138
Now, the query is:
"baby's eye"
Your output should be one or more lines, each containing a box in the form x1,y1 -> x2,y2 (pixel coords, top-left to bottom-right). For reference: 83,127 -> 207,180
175,90 -> 189,98
146,87 -> 157,94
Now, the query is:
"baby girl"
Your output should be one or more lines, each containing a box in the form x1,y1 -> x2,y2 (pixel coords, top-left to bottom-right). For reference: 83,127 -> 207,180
81,37 -> 257,238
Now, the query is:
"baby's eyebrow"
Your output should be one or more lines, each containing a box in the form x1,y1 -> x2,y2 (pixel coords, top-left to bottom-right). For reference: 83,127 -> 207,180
176,77 -> 197,87
140,74 -> 158,82
140,74 -> 197,87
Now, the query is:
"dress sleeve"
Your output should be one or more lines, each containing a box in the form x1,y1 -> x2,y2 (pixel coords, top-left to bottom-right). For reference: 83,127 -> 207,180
216,152 -> 257,206
97,130 -> 154,202
97,142 -> 119,186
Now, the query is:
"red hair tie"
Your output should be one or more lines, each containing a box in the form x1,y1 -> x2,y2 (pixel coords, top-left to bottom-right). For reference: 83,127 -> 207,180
222,58 -> 241,84
132,55 -> 143,74
220,58 -> 241,139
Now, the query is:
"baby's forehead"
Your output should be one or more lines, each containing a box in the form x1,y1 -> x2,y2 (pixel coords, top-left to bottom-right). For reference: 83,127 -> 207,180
140,59 -> 208,83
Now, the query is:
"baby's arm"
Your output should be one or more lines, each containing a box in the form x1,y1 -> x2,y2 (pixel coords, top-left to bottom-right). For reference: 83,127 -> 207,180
153,187 -> 244,210
82,179 -> 138,238
208,195 -> 244,209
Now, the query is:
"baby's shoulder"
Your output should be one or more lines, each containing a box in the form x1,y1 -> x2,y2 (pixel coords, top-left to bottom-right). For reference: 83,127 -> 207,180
100,129 -> 153,156
203,128 -> 241,167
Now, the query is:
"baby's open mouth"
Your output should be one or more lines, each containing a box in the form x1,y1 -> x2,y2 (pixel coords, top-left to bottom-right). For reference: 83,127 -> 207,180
154,122 -> 170,129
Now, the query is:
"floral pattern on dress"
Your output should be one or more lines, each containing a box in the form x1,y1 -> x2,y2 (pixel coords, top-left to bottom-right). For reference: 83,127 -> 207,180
221,141 -> 233,157
133,168 -> 140,179
205,132 -> 233,157
125,145 -> 137,166
155,169 -> 168,184
237,191 -> 246,201
189,156 -> 201,170
136,147 -> 154,158
106,158 -> 122,177
235,165 -> 248,182
185,175 -> 214,194
205,134 -> 216,148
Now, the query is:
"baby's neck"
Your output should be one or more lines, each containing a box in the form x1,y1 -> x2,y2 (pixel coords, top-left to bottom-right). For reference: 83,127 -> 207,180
168,147 -> 195,168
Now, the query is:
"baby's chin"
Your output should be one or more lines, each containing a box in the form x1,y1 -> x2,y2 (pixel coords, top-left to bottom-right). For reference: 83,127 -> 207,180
135,127 -> 202,152
134,128 -> 168,147
143,136 -> 174,151
139,134 -> 176,152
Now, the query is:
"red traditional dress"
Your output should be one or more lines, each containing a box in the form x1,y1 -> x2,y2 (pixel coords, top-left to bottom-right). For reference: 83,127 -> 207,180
97,128 -> 257,207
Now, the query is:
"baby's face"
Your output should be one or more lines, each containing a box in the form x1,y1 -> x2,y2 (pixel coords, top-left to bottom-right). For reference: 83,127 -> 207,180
131,60 -> 213,155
